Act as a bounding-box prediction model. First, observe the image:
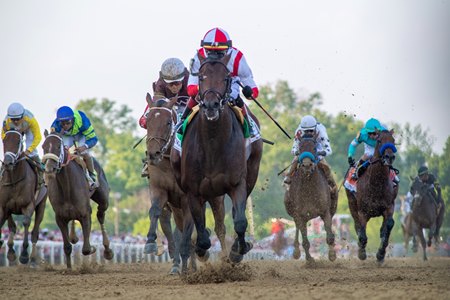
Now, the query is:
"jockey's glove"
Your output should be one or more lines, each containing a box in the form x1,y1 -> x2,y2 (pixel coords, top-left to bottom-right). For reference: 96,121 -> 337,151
242,85 -> 253,99
348,157 -> 355,167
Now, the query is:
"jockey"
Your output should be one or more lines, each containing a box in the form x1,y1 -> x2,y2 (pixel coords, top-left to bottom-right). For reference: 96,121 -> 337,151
50,106 -> 99,189
175,27 -> 259,135
138,57 -> 190,177
414,166 -> 443,212
1,102 -> 43,186
347,118 -> 387,178
283,115 -> 337,193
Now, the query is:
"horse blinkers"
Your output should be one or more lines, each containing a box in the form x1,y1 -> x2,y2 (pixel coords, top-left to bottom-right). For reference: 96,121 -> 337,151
2,130 -> 24,168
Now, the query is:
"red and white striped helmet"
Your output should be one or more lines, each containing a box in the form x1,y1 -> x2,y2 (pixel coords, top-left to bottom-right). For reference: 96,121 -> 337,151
200,27 -> 232,51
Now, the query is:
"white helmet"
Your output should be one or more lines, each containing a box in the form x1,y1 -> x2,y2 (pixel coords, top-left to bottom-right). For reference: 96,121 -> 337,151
7,102 -> 25,119
160,58 -> 185,83
300,115 -> 317,131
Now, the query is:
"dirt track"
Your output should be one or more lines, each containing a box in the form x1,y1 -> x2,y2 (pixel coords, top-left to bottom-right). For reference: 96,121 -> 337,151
0,257 -> 449,300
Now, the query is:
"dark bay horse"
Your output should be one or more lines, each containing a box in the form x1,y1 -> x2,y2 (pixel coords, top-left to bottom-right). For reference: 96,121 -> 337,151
284,134 -> 337,262
345,130 -> 398,263
171,54 -> 263,263
0,130 -> 47,265
407,178 -> 445,260
145,94 -> 227,273
42,130 -> 113,268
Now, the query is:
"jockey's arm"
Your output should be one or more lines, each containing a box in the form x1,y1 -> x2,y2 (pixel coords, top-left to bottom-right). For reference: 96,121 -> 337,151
317,124 -> 332,156
347,136 -> 361,158
291,138 -> 299,155
26,116 -> 42,153
187,53 -> 201,98
79,112 -> 98,149
236,54 -> 259,99
1,119 -> 8,140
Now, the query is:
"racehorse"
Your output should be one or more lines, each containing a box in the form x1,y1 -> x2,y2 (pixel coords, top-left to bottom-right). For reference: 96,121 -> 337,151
42,130 -> 113,268
0,129 -> 47,266
284,134 -> 337,262
171,54 -> 263,263
145,94 -> 227,273
406,178 -> 445,260
345,129 -> 398,262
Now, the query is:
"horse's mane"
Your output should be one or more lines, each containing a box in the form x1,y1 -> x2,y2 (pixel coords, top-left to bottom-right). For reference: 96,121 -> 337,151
153,98 -> 170,107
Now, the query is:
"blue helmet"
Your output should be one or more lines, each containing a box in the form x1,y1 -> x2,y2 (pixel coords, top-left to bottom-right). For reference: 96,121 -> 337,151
364,118 -> 382,133
56,106 -> 74,121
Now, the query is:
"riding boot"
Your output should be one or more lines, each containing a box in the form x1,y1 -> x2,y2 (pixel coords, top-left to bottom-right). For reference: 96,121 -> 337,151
283,157 -> 298,185
175,105 -> 192,135
353,160 -> 369,179
83,154 -> 99,189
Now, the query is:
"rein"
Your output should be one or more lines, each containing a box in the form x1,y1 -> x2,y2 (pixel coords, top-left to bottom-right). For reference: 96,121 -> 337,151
42,134 -> 66,171
146,106 -> 177,156
197,59 -> 232,107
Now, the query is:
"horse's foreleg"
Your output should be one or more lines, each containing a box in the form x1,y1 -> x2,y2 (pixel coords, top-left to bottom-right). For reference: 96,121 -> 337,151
145,191 -> 168,254
188,194 -> 210,259
180,211 -> 195,274
417,227 -> 428,261
2,214 -> 16,262
229,184 -> 252,263
80,213 -> 96,256
56,217 -> 72,269
376,211 -> 395,263
322,212 -> 336,262
30,199 -> 47,266
95,201 -> 113,260
299,219 -> 313,262
19,203 -> 34,264
292,225 -> 301,260
209,196 -> 227,258
160,207 -> 174,258
357,212 -> 368,260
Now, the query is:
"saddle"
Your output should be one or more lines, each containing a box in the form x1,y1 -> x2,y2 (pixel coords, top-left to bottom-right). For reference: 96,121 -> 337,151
176,104 -> 250,143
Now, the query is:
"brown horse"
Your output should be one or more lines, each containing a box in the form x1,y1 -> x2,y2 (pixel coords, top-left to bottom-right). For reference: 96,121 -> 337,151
171,54 -> 263,263
0,129 -> 47,266
406,178 -> 445,260
42,130 -> 113,268
145,94 -> 227,273
345,129 -> 398,263
284,134 -> 337,262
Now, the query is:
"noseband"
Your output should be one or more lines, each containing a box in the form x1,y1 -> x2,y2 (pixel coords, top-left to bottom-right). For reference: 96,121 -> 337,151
297,137 -> 318,164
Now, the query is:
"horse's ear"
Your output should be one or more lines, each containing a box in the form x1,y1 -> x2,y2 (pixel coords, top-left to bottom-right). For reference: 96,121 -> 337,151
390,129 -> 395,135
146,93 -> 152,106
44,129 -> 49,137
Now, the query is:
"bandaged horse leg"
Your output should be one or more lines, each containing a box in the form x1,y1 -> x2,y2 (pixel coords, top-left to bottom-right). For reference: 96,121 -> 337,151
69,220 -> 78,244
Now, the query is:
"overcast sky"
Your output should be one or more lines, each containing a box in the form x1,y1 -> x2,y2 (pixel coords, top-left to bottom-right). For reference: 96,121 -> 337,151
1,0 -> 449,154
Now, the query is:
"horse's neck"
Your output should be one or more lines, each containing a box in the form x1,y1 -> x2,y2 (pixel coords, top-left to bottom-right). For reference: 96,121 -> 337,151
198,108 -> 235,145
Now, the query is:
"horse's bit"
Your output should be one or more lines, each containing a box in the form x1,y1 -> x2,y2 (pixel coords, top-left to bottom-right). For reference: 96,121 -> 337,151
146,106 -> 177,156
42,134 -> 65,171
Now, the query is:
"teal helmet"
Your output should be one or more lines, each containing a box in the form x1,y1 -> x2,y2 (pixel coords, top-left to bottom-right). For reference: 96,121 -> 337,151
364,118 -> 382,133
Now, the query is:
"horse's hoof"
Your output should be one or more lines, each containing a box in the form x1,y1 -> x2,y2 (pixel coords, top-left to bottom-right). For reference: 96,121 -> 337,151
19,254 -> 30,265
328,249 -> 337,262
242,242 -> 253,255
169,265 -> 181,275
358,249 -> 367,260
306,256 -> 315,263
144,242 -> 158,254
229,250 -> 244,264
196,250 -> 210,262
104,248 -> 114,260
156,244 -> 165,256
427,240 -> 432,247
70,237 -> 79,245
293,248 -> 301,260
83,246 -> 96,256
7,251 -> 17,262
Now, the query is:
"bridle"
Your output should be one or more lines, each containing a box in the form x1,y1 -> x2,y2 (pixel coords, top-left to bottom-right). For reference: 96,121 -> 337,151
146,105 -> 177,157
197,59 -> 232,109
2,130 -> 26,168
297,136 -> 318,165
371,131 -> 397,166
42,134 -> 66,172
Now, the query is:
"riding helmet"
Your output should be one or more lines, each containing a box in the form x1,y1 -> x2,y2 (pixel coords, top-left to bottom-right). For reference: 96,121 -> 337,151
7,102 -> 25,119
56,106 -> 75,121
